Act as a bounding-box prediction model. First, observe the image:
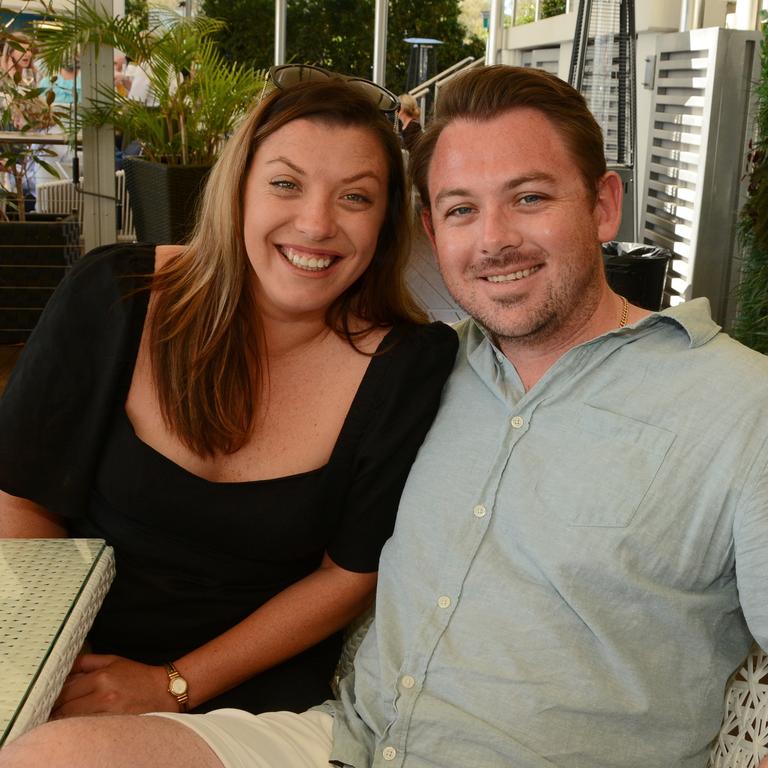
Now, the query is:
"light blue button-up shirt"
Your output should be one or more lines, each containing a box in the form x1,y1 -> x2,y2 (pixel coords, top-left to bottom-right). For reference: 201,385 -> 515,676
325,298 -> 768,768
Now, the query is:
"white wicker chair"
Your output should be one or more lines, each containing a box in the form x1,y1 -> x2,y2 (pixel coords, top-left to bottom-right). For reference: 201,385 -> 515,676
709,643 -> 768,767
36,179 -> 82,222
36,173 -> 136,242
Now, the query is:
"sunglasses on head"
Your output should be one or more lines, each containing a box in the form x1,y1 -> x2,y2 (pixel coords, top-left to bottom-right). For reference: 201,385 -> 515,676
267,64 -> 400,114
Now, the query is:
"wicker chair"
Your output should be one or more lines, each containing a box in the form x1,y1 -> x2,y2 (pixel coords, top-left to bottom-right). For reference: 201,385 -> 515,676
36,173 -> 136,243
35,179 -> 82,222
709,643 -> 768,767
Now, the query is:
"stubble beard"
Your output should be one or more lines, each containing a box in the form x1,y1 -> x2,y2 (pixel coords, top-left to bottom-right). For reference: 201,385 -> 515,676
447,249 -> 605,350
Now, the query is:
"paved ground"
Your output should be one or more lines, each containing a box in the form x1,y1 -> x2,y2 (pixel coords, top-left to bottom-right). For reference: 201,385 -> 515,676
406,228 -> 466,323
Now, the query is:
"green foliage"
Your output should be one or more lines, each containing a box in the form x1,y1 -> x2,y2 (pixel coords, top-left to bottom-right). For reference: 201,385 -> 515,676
733,12 -> 768,353
513,0 -> 564,25
541,0 -> 566,19
125,0 -> 150,29
387,0 -> 484,92
201,0 -> 484,94
34,4 -> 266,165
514,2 -> 535,25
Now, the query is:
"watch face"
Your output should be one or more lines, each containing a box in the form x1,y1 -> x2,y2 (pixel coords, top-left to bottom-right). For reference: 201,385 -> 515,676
170,677 -> 188,696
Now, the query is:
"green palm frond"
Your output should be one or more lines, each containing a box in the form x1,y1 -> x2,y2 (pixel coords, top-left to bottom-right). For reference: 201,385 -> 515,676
33,3 -> 265,166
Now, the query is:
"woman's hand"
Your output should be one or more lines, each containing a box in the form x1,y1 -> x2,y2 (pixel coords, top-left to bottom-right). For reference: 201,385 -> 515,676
51,654 -> 178,718
48,554 -> 376,716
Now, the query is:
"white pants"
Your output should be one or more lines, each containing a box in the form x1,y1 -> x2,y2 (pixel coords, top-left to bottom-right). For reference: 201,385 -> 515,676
152,709 -> 334,768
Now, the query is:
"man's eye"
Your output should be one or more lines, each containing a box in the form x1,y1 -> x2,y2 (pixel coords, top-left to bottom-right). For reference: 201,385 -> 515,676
519,194 -> 542,205
447,205 -> 474,217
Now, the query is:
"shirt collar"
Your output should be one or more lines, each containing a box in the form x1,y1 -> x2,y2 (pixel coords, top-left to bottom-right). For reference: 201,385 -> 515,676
636,297 -> 721,348
461,296 -> 721,374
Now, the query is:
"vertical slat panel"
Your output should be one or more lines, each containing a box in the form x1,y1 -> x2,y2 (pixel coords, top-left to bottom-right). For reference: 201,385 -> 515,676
639,28 -> 759,323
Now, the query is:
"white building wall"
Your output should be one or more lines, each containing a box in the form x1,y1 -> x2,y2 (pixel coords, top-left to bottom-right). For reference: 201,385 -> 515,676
499,0 -> 747,238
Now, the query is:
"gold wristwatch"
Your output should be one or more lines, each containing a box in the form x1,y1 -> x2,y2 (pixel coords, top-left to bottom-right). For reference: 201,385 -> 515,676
164,662 -> 189,712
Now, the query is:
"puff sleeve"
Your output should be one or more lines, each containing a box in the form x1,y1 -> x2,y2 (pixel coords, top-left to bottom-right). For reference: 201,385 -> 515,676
324,322 -> 458,573
0,243 -> 153,520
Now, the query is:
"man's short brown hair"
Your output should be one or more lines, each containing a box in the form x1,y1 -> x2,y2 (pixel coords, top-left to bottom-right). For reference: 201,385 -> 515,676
410,65 -> 607,208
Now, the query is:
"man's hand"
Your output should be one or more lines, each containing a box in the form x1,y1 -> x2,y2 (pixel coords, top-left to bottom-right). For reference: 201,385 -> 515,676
759,757 -> 768,768
51,654 -> 180,717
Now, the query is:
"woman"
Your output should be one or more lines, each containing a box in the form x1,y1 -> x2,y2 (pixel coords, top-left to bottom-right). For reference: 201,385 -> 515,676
0,33 -> 37,90
0,70 -> 457,716
397,93 -> 423,152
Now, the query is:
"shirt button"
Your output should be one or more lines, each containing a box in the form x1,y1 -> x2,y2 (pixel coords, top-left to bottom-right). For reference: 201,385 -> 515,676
510,415 -> 525,429
401,674 -> 416,689
473,504 -> 487,518
437,595 -> 451,609
382,746 -> 397,760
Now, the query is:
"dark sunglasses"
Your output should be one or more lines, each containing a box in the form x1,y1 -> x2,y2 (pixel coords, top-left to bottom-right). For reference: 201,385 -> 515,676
267,64 -> 400,113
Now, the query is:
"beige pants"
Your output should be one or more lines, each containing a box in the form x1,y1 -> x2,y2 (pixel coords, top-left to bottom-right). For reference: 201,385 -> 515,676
153,709 -> 334,768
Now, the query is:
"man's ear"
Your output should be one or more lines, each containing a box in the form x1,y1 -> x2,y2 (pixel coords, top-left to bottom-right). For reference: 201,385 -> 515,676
421,207 -> 437,249
594,171 -> 623,244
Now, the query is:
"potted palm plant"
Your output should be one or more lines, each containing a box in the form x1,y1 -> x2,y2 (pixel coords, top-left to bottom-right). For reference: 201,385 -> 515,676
35,3 -> 266,243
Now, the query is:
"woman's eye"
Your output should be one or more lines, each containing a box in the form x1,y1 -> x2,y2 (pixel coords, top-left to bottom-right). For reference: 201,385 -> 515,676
270,179 -> 297,191
343,193 -> 372,204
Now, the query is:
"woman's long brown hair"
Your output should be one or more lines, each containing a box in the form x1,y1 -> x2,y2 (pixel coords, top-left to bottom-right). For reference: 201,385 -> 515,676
149,80 -> 426,456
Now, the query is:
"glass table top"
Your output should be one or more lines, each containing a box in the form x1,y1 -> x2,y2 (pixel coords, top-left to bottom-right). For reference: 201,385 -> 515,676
0,539 -> 114,744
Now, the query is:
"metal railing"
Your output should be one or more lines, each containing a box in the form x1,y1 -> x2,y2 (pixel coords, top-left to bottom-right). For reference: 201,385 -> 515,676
409,56 -> 484,124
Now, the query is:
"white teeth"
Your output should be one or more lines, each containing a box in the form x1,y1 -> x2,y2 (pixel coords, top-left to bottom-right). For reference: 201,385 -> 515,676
282,247 -> 333,271
487,266 -> 540,283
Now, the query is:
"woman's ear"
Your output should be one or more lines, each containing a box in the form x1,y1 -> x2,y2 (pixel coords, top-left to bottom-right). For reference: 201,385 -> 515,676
594,171 -> 624,244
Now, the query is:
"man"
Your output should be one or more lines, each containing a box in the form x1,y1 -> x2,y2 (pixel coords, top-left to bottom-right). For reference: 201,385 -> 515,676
2,65 -> 767,768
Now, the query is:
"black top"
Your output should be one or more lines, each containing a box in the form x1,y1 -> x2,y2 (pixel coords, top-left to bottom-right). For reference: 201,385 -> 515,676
0,243 -> 458,713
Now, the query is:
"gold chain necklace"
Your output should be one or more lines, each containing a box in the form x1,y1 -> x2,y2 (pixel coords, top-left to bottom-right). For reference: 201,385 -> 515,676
618,296 -> 629,328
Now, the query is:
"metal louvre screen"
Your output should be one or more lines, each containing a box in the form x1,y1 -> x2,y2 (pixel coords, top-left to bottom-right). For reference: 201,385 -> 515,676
639,28 -> 760,323
642,45 -> 708,305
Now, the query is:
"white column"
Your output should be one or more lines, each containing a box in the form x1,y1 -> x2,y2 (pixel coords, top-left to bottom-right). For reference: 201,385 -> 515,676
274,0 -> 287,66
692,0 -> 704,28
678,0 -> 690,31
735,0 -> 760,29
486,0 -> 503,65
372,0 -> 388,86
80,0 -> 116,251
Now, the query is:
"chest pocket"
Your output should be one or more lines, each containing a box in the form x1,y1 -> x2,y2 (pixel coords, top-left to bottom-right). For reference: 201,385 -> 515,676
533,403 -> 675,527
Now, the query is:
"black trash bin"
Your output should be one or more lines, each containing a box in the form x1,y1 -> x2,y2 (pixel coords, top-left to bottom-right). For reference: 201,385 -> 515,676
602,242 -> 672,312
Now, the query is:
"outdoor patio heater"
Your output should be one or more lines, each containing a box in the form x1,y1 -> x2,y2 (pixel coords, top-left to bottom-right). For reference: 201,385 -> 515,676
569,0 -> 637,242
